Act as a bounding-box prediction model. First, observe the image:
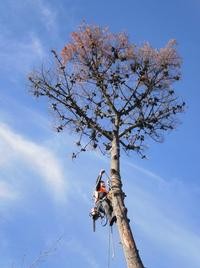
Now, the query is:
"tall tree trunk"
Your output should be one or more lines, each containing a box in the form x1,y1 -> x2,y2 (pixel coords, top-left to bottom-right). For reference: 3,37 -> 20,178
110,131 -> 144,268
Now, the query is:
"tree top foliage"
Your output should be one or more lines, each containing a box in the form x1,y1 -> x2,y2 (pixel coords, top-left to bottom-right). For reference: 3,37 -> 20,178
29,23 -> 185,158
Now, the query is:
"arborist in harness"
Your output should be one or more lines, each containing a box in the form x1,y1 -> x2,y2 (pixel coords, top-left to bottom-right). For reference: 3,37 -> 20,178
90,170 -> 116,231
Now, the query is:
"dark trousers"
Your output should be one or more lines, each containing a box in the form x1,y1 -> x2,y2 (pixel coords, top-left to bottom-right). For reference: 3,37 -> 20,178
96,198 -> 113,222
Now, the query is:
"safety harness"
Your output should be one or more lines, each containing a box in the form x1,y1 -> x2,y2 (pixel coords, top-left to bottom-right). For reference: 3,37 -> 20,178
89,170 -> 111,232
89,170 -> 116,266
89,205 -> 108,232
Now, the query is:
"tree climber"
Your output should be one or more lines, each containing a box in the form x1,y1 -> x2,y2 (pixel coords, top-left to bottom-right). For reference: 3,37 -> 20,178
92,170 -> 116,226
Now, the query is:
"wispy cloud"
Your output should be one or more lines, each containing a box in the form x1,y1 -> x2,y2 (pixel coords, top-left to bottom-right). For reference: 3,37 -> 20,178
130,187 -> 200,267
125,161 -> 166,183
123,161 -> 200,267
0,181 -> 18,201
0,31 -> 46,75
36,0 -> 57,31
29,35 -> 45,59
64,238 -> 100,268
0,122 -> 67,202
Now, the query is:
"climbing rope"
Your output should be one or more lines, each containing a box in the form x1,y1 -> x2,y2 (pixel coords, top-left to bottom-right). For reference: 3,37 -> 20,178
107,225 -> 115,268
105,171 -> 111,189
110,226 -> 115,259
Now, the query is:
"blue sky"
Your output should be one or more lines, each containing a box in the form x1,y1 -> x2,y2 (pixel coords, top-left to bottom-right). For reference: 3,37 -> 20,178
0,0 -> 200,267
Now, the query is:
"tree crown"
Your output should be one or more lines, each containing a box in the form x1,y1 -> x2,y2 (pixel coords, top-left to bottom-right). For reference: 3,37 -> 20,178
29,24 -> 185,158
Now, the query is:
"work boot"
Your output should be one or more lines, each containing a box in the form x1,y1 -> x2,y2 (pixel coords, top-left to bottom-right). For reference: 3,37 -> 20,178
110,216 -> 117,226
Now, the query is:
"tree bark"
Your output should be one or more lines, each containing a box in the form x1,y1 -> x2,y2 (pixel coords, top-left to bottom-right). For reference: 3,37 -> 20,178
110,131 -> 144,268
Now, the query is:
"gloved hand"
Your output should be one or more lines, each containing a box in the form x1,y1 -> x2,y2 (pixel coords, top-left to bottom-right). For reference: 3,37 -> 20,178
99,169 -> 105,176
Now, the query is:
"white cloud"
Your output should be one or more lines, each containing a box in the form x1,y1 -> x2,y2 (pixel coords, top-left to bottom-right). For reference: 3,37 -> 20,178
0,32 -> 46,74
0,181 -> 18,201
64,238 -> 100,268
0,122 -> 67,202
29,35 -> 45,59
131,189 -> 200,267
123,162 -> 200,267
33,0 -> 57,31
125,161 -> 166,183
